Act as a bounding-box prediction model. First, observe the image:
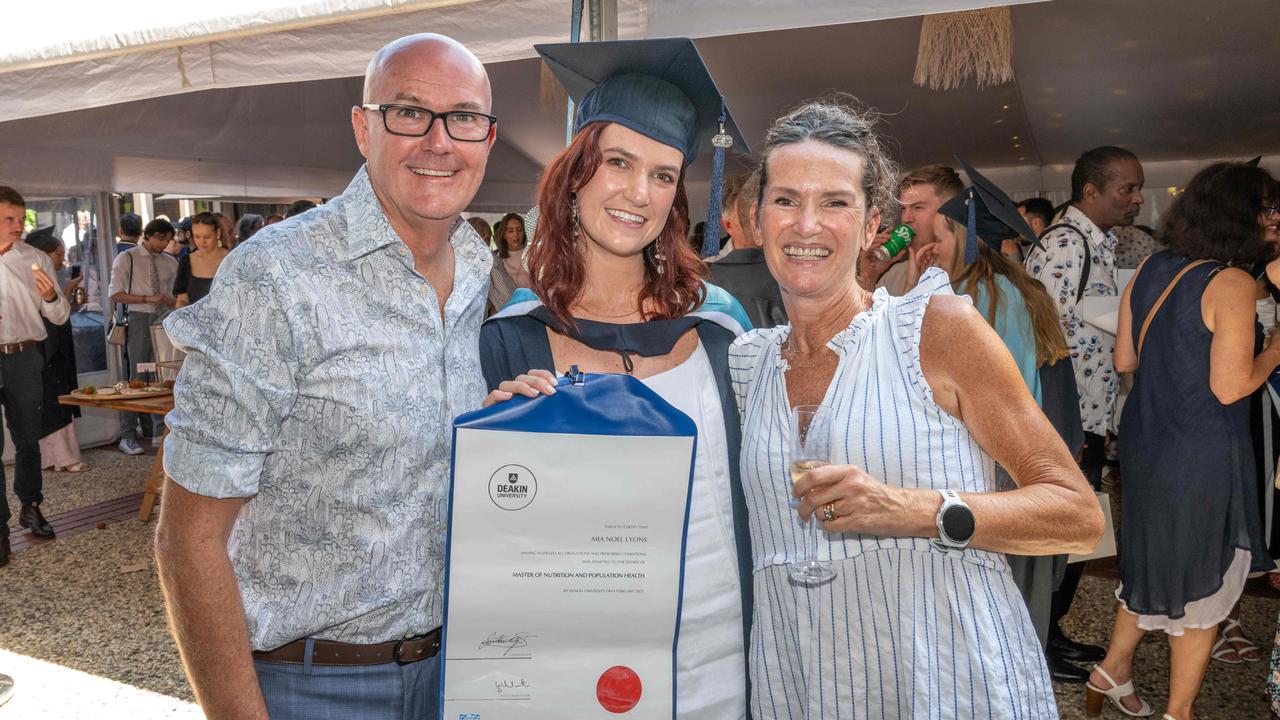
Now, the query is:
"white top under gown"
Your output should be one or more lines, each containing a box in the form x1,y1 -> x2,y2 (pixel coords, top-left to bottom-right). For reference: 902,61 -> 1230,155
729,269 -> 1056,720
641,340 -> 747,719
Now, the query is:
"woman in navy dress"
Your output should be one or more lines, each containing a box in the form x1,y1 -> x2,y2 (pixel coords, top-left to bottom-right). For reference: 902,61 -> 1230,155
1090,161 -> 1280,720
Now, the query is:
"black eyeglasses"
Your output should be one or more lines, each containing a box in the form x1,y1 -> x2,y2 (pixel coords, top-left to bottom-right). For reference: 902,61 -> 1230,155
1263,205 -> 1279,219
361,103 -> 496,142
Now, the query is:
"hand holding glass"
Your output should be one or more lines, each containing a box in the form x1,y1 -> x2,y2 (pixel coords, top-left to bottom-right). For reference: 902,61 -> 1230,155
788,404 -> 837,584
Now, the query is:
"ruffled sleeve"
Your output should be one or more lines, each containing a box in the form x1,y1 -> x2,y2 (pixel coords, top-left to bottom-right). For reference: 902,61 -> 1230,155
728,327 -> 784,434
892,267 -> 967,405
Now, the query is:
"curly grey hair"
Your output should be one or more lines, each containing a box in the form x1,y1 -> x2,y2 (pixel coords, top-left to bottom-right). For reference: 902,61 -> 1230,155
755,95 -> 900,226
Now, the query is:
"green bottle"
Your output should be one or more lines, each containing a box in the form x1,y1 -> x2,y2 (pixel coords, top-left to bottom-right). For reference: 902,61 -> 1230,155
873,224 -> 916,261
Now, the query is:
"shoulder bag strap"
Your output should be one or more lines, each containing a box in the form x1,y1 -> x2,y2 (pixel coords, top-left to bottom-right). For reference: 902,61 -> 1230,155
118,251 -> 134,321
1136,259 -> 1213,358
1040,222 -> 1093,303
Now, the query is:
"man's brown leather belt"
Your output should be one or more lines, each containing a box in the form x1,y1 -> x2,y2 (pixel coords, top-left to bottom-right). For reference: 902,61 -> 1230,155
0,339 -> 40,355
252,628 -> 441,666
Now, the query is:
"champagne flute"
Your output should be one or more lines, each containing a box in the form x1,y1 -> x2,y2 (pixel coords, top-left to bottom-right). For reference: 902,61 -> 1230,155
788,404 -> 837,584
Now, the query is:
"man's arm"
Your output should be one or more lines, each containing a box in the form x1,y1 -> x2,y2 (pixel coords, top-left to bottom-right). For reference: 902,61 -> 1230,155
155,484 -> 267,720
110,290 -> 171,306
156,241 -> 300,718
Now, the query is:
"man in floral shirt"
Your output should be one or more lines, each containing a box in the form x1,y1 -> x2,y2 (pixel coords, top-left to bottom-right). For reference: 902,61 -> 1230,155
1025,145 -> 1145,683
155,34 -> 496,720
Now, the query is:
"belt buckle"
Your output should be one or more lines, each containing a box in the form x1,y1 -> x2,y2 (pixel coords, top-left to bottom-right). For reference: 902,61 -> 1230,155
394,635 -> 412,664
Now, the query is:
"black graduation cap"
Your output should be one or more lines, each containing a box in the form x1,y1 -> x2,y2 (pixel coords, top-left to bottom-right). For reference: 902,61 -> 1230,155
938,156 -> 1043,263
535,38 -> 748,257
1247,156 -> 1262,167
24,225 -> 59,254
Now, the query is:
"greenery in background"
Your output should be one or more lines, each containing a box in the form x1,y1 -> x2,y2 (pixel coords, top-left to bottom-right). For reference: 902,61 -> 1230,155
23,209 -> 36,230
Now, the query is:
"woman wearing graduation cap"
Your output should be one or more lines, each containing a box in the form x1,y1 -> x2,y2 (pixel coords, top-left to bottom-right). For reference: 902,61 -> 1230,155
479,38 -> 753,718
915,159 -> 1071,406
730,97 -> 1102,718
925,160 -> 1086,655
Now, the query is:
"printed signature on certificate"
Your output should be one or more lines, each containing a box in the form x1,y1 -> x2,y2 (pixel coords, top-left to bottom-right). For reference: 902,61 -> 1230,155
479,631 -> 538,657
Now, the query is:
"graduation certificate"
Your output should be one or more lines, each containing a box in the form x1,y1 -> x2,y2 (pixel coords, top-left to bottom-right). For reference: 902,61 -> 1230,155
441,373 -> 696,719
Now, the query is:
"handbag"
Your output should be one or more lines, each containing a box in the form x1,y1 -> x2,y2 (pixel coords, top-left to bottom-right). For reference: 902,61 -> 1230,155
107,311 -> 127,346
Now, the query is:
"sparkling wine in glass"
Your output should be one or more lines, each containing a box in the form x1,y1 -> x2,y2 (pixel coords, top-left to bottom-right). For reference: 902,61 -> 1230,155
788,405 -> 837,585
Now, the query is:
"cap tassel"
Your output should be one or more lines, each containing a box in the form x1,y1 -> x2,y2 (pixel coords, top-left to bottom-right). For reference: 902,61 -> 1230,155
964,189 -> 979,265
702,113 -> 732,258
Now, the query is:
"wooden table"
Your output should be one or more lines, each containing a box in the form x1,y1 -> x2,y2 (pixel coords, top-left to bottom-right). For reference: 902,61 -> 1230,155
58,392 -> 174,522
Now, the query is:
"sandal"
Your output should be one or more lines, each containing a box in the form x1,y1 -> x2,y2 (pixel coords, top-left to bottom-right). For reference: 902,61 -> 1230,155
1085,665 -> 1153,717
1212,618 -> 1260,664
57,462 -> 90,473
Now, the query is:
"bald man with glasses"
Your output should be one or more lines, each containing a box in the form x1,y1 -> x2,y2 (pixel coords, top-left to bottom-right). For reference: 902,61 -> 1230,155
155,34 -> 497,720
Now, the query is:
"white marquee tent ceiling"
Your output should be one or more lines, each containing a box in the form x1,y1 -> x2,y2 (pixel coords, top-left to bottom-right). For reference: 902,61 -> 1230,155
2,0 -> 1276,214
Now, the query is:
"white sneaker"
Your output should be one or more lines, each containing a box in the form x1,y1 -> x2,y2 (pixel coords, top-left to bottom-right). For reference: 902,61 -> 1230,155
118,438 -> 144,455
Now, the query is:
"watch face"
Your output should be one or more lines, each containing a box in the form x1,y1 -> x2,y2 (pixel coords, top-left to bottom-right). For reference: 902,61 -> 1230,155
942,504 -> 975,543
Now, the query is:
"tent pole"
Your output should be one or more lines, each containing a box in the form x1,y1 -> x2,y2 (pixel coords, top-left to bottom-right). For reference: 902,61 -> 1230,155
564,0 -> 585,146
97,192 -> 126,384
588,0 -> 618,41
562,0 -> 616,145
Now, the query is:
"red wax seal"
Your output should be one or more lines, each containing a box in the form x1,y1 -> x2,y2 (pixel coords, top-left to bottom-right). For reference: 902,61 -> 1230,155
596,665 -> 642,713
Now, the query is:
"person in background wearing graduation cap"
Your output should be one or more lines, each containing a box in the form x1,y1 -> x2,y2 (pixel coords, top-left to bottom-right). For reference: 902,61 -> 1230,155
730,97 -> 1101,719
926,161 -> 1088,674
480,38 -> 754,718
23,227 -> 89,475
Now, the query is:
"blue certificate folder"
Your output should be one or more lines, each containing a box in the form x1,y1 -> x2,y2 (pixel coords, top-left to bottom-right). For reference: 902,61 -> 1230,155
441,371 -> 697,719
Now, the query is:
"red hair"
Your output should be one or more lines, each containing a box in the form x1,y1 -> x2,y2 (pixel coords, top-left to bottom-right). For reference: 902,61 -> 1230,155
528,122 -> 706,328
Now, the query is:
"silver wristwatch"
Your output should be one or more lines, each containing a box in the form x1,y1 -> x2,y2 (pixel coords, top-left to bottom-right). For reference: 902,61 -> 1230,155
932,489 -> 975,552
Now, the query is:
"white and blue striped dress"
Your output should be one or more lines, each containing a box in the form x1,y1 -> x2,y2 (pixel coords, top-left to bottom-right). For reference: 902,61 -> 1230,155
729,269 -> 1056,720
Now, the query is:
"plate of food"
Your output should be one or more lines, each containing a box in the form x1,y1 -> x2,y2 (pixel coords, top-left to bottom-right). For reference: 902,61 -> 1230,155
116,380 -> 174,397
70,380 -> 173,399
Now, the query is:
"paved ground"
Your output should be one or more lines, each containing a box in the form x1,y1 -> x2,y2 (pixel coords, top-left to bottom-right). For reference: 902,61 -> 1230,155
3,447 -> 1278,718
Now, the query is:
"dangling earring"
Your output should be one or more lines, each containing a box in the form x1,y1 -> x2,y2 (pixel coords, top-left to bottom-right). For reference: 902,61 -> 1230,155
648,240 -> 667,275
569,193 -> 580,240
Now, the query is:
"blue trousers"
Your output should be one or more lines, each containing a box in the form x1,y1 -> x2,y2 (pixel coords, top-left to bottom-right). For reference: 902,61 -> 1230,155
255,648 -> 440,720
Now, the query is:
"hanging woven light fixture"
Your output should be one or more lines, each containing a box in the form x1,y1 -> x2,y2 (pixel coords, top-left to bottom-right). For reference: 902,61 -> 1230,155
913,7 -> 1014,91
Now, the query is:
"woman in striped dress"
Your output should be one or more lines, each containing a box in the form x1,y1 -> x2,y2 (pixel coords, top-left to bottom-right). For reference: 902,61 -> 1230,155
731,98 -> 1105,719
